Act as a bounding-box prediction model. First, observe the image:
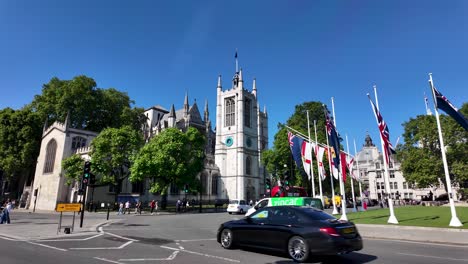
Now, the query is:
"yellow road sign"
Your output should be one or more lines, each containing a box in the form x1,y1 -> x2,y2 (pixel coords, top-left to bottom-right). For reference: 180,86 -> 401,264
56,203 -> 82,212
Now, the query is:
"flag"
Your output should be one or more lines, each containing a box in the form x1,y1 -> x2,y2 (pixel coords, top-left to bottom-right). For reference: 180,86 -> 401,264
316,145 -> 326,180
301,141 -> 313,180
324,106 -> 341,172
347,156 -> 356,180
288,131 -> 304,171
431,85 -> 468,131
326,146 -> 339,179
368,97 -> 396,164
340,152 -> 347,183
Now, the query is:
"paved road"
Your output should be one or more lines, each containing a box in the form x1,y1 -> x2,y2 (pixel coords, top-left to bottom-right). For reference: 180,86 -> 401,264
1,211 -> 467,263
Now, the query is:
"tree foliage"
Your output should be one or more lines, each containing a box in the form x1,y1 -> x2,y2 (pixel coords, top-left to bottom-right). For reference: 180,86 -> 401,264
90,126 -> 144,196
397,103 -> 468,190
31,75 -> 144,132
0,106 -> 42,180
62,154 -> 86,185
261,101 -> 338,195
130,127 -> 206,195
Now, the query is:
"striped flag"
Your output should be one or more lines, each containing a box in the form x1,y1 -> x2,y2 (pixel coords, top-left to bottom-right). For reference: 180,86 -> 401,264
301,141 -> 313,180
368,97 -> 395,164
316,145 -> 326,180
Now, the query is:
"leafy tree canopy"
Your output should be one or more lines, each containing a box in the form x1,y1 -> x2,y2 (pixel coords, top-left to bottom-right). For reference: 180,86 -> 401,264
0,106 -> 42,179
62,154 -> 86,185
397,103 -> 468,190
90,126 -> 144,189
130,127 -> 206,195
31,75 -> 144,132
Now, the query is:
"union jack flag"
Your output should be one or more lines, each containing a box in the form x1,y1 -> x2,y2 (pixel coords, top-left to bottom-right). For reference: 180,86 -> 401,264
368,97 -> 396,164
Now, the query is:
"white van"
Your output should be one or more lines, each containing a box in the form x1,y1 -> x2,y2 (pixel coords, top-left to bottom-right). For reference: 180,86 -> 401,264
245,197 -> 324,216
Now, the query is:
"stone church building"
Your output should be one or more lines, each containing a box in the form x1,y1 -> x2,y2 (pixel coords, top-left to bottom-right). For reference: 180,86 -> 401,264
27,65 -> 268,210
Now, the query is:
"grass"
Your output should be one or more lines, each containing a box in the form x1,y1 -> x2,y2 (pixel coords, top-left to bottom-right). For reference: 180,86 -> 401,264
346,206 -> 468,229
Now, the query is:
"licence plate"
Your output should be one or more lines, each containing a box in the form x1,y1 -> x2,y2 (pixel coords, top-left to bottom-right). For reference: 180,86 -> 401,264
342,227 -> 355,234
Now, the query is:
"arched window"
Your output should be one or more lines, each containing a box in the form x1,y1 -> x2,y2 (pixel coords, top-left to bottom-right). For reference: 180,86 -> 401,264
246,156 -> 252,175
43,139 -> 57,174
211,175 -> 219,195
225,97 -> 235,127
71,136 -> 87,150
200,173 -> 208,194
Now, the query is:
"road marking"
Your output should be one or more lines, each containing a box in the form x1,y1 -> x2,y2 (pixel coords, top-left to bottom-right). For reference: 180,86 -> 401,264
119,251 -> 180,261
161,246 -> 240,263
366,237 -> 468,248
176,238 -> 217,242
70,240 -> 134,250
175,242 -> 184,249
105,231 -> 139,242
27,241 -> 67,251
94,257 -> 125,264
397,252 -> 468,262
35,233 -> 103,242
0,235 -> 22,241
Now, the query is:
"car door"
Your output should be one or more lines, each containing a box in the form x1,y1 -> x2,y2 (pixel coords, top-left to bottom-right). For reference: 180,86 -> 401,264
266,207 -> 300,250
239,208 -> 272,246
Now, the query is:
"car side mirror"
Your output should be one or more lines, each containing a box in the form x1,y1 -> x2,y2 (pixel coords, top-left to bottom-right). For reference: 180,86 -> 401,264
254,205 -> 259,210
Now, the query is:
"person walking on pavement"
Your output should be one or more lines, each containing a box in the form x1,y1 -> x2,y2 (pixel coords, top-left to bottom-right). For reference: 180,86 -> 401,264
118,202 -> 124,215
150,200 -> 156,215
136,201 -> 142,214
125,201 -> 131,214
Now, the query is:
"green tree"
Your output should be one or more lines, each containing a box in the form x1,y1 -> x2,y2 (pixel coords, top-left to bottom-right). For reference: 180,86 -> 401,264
130,127 -> 206,203
31,75 -> 144,132
397,103 -> 468,192
62,154 -> 86,185
0,106 -> 42,197
90,126 -> 144,201
261,101 -> 338,196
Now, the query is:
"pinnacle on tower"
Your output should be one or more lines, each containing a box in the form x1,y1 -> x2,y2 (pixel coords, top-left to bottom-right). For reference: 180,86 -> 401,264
184,92 -> 189,116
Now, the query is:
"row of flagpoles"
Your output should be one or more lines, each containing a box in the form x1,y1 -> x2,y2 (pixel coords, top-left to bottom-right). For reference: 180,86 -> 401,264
284,74 -> 466,227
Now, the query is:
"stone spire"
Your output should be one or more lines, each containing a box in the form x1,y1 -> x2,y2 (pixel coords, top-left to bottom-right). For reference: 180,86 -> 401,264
252,78 -> 257,97
217,75 -> 222,90
168,104 -> 176,128
184,92 -> 189,117
204,99 -> 209,123
64,110 -> 70,130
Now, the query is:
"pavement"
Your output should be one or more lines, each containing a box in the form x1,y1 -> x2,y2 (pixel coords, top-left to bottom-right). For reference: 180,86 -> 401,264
1,208 -> 468,246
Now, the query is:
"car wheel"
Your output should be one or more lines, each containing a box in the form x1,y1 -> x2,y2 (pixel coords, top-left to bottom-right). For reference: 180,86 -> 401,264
228,212 -> 232,214
239,209 -> 244,214
288,236 -> 309,263
220,229 -> 234,249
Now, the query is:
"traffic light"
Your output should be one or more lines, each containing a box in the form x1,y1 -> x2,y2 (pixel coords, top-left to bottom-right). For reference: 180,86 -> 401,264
265,178 -> 271,189
89,173 -> 96,185
184,184 -> 189,193
83,161 -> 91,185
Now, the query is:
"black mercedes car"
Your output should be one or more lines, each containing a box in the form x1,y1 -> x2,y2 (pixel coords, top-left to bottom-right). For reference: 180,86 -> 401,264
217,206 -> 363,262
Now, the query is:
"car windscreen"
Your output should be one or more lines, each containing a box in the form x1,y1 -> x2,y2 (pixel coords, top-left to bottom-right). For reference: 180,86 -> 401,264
229,200 -> 239,204
299,208 -> 337,221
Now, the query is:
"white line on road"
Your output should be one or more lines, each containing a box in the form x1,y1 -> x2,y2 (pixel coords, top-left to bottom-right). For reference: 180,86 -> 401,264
34,233 -> 103,242
367,237 -> 468,248
70,240 -> 134,250
397,252 -> 468,262
94,257 -> 125,264
27,241 -> 67,251
176,238 -> 217,242
161,245 -> 240,263
118,251 -> 180,261
104,232 -> 139,242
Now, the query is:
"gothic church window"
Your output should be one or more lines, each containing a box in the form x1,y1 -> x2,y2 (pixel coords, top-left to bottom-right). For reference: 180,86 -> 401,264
244,99 -> 251,128
246,156 -> 252,175
43,139 -> 57,174
200,173 -> 208,194
211,175 -> 219,195
72,136 -> 87,150
225,97 -> 235,127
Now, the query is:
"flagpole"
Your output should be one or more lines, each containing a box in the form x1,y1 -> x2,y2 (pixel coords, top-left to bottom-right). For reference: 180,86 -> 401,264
325,125 -> 338,215
354,139 -> 364,211
314,120 -> 324,204
332,97 -> 347,221
372,86 -> 398,224
429,73 -> 462,227
307,111 -> 316,197
346,135 -> 357,212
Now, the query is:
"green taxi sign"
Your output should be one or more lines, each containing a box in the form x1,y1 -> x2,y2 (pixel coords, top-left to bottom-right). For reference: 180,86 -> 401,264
270,197 -> 323,210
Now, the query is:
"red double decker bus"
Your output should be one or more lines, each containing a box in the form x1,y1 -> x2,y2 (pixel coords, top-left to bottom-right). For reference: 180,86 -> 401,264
271,186 -> 308,197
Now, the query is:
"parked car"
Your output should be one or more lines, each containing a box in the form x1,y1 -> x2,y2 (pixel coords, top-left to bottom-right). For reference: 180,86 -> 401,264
217,206 -> 363,262
227,199 -> 250,214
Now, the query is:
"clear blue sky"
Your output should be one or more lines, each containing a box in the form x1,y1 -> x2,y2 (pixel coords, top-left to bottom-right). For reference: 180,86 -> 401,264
1,1 -> 467,152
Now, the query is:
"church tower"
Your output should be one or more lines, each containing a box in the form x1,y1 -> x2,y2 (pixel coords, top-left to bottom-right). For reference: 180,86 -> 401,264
215,64 -> 268,201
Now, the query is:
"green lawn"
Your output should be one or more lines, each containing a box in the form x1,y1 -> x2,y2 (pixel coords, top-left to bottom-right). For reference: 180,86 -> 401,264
346,206 -> 468,229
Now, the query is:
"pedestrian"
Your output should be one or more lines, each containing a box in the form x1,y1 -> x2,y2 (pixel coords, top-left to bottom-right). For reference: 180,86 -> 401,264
118,202 -> 124,215
0,201 -> 11,224
150,200 -> 156,215
249,200 -> 253,206
136,201 -> 142,214
125,201 -> 131,214
176,199 -> 181,213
